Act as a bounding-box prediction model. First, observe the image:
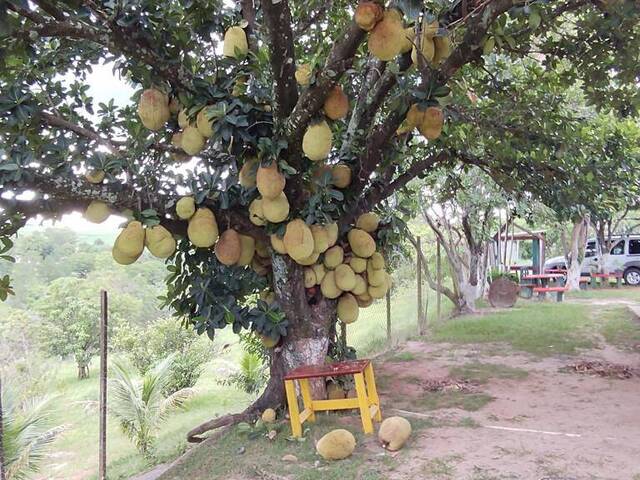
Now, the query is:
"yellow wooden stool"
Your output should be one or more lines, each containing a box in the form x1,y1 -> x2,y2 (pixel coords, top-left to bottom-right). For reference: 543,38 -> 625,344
283,359 -> 382,437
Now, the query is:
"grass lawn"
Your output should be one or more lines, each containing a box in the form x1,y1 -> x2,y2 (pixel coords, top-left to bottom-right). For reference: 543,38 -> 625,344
567,286 -> 640,301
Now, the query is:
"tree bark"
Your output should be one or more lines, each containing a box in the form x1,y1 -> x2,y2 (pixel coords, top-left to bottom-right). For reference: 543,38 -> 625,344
566,216 -> 589,290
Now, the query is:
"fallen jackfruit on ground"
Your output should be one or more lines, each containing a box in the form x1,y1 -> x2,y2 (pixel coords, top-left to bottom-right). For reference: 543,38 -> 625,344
368,9 -> 405,61
378,416 -> 412,450
261,408 -> 276,423
316,429 -> 356,460
302,120 -> 332,161
223,26 -> 248,59
84,200 -> 110,224
187,207 -> 219,248
215,229 -> 241,265
175,196 -> 196,220
337,293 -> 359,324
145,225 -> 176,258
138,88 -> 170,131
355,1 -> 384,31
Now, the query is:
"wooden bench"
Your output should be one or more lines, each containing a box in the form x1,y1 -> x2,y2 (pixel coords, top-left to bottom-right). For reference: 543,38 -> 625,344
591,272 -> 623,288
579,276 -> 591,290
283,359 -> 382,438
533,286 -> 568,302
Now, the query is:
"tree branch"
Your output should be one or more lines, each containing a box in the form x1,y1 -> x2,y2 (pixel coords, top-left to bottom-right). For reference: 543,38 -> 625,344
40,112 -> 119,152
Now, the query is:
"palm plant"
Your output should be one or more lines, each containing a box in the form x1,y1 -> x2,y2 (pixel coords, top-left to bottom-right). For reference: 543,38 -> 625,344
2,386 -> 61,480
109,356 -> 193,458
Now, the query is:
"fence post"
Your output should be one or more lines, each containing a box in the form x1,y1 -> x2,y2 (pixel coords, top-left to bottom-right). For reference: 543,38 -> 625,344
386,289 -> 391,343
0,374 -> 5,480
436,239 -> 442,322
99,290 -> 108,480
417,236 -> 425,334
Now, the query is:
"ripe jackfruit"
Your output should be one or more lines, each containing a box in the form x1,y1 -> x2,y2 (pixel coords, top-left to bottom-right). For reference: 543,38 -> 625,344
349,256 -> 367,273
114,221 -> 145,258
367,267 -> 386,287
417,106 -> 444,140
326,223 -> 339,247
348,229 -> 376,258
327,382 -> 345,400
399,27 -> 416,54
312,263 -> 326,284
145,225 -> 176,258
331,164 -> 352,189
249,198 -> 266,226
239,158 -> 258,188
196,106 -> 216,138
368,281 -> 388,299
335,264 -> 357,291
262,192 -> 290,223
84,201 -> 110,224
356,292 -> 374,307
295,64 -> 312,86
178,109 -> 191,128
215,229 -> 241,265
181,126 -> 206,155
255,239 -> 269,258
138,89 -> 170,130
85,170 -> 105,184
323,86 -> 349,120
433,35 -> 452,64
356,212 -> 379,232
223,26 -> 248,59
302,121 -> 332,161
283,219 -> 314,261
296,251 -> 320,266
311,225 -> 329,254
411,21 -> 436,65
320,270 -> 342,299
378,416 -> 411,451
270,234 -> 287,255
259,333 -> 279,348
368,10 -> 405,61
324,245 -> 344,269
355,1 -> 384,31
176,196 -> 196,220
112,245 -> 140,265
369,251 -> 385,270
237,234 -> 256,266
352,274 -> 368,295
304,268 -> 316,288
256,162 -> 286,200
187,208 -> 219,248
337,293 -> 359,324
261,408 -> 276,423
316,429 -> 356,460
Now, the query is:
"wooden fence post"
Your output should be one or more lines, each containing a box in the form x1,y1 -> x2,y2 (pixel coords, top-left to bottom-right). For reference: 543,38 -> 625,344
386,290 -> 391,343
436,239 -> 442,322
99,290 -> 108,480
417,236 -> 426,334
0,374 -> 5,480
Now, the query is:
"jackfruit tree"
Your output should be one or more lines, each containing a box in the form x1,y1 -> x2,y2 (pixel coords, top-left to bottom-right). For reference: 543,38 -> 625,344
0,0 -> 638,440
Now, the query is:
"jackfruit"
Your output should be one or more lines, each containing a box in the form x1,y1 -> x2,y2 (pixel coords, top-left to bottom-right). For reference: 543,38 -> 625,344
85,170 -> 105,184
326,223 -> 339,247
311,225 -> 329,254
178,109 -> 191,128
259,333 -> 279,348
320,270 -> 342,299
255,239 -> 269,258
237,234 -> 256,266
176,196 -> 196,220
378,416 -> 411,451
114,221 -> 145,258
335,264 -> 357,291
368,10 -> 405,61
324,245 -> 344,269
304,268 -> 316,288
327,382 -> 345,400
169,96 -> 180,114
181,126 -> 206,155
249,198 -> 266,226
348,228 -> 376,258
356,212 -> 380,232
349,256 -> 367,273
323,86 -> 349,120
399,27 -> 416,54
337,293 -> 359,324
417,106 -> 444,140
138,88 -> 170,130
283,219 -> 314,261
411,22 -> 436,65
223,26 -> 248,59
84,201 -> 110,224
302,121 -> 332,161
316,429 -> 356,461
352,274 -> 368,295
270,234 -> 287,255
257,162 -> 286,200
260,290 -> 276,305
367,267 -> 386,287
215,229 -> 241,265
331,164 -> 352,189
261,408 -> 276,424
187,208 -> 219,248
368,281 -> 388,299
295,64 -> 312,86
145,225 -> 176,258
296,251 -> 320,266
356,292 -> 374,307
239,158 -> 258,188
262,192 -> 290,223
369,251 -> 385,270
112,245 -> 140,265
433,35 -> 451,64
312,263 -> 326,284
196,106 -> 216,138
355,1 -> 384,31
171,132 -> 183,148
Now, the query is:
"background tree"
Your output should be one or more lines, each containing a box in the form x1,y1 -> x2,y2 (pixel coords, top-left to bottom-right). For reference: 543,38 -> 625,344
0,0 -> 638,440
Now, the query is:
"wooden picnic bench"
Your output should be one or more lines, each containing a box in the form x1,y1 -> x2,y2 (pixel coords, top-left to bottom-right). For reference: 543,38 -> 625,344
591,272 -> 623,288
283,359 -> 382,438
533,286 -> 568,302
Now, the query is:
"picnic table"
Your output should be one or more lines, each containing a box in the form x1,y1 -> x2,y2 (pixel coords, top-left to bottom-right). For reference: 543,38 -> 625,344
590,272 -> 623,288
522,273 -> 566,285
520,273 -> 566,300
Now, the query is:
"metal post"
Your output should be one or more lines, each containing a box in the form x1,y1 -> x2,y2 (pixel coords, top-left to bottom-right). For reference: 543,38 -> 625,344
386,290 -> 391,343
99,290 -> 108,480
436,239 -> 442,322
417,236 -> 425,334
0,374 -> 5,480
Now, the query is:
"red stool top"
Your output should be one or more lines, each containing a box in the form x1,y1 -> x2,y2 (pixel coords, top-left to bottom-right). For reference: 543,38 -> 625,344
284,359 -> 370,380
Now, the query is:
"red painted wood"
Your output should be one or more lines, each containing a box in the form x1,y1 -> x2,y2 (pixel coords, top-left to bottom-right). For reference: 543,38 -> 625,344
284,359 -> 370,380
533,287 -> 568,292
523,273 -> 565,280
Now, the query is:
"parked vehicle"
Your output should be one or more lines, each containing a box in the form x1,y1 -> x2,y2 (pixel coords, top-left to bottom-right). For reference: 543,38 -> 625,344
544,235 -> 640,285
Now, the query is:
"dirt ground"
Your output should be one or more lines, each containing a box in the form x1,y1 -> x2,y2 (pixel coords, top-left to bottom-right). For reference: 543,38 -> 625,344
373,339 -> 640,480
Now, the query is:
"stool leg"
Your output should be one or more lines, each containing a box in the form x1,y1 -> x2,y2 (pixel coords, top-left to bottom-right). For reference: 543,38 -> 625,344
299,378 -> 316,423
354,373 -> 374,434
364,364 -> 382,422
284,379 -> 302,438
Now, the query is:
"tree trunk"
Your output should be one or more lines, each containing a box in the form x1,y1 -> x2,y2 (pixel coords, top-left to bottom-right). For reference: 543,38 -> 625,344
0,375 -> 5,480
77,362 -> 89,380
566,216 -> 589,290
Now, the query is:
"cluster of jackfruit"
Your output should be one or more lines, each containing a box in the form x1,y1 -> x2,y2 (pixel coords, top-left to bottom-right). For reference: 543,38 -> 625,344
399,103 -> 444,140
248,162 -> 290,225
110,220 -> 177,265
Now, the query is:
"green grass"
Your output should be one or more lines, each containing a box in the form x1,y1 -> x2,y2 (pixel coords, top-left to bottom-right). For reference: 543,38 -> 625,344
599,307 -> 640,350
387,351 -> 417,362
567,286 -> 640,300
449,362 -> 529,384
431,302 -> 597,356
422,455 -> 461,478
